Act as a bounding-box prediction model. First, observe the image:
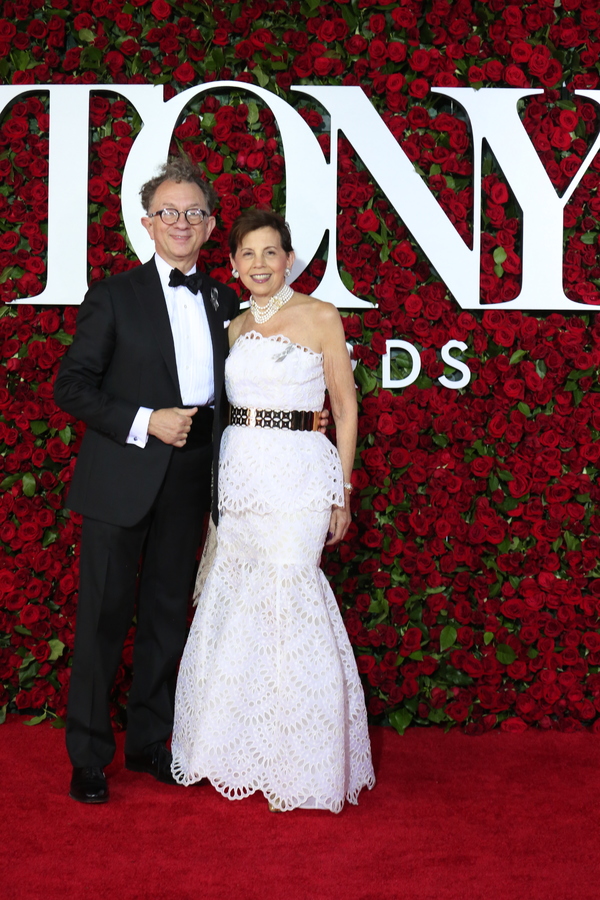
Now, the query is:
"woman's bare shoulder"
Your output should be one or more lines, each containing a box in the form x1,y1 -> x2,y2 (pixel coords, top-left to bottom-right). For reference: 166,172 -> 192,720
228,309 -> 251,346
294,292 -> 340,323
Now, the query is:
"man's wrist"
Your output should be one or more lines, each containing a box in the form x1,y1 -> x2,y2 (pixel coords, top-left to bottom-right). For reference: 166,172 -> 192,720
127,406 -> 153,448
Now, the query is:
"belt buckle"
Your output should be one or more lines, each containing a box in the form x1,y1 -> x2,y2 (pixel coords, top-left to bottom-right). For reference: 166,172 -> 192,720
247,407 -> 257,427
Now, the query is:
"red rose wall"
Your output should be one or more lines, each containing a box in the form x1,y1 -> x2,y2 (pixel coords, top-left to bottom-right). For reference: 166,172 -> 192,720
2,0 -> 600,734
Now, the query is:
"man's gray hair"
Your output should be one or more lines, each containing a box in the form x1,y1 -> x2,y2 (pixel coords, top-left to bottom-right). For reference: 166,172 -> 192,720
140,156 -> 218,214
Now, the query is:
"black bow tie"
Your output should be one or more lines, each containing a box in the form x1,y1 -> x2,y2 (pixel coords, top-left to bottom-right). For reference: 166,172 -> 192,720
169,268 -> 203,294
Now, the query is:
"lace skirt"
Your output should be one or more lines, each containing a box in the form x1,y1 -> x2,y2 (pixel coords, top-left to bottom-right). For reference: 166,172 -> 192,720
171,503 -> 375,813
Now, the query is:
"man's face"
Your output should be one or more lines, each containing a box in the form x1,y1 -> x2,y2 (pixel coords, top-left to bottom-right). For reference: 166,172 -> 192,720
141,179 -> 216,272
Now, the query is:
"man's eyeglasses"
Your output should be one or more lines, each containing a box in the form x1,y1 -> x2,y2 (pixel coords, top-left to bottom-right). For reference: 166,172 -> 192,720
147,208 -> 211,225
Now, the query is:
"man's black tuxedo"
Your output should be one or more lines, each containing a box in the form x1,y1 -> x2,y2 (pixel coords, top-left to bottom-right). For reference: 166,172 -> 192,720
55,258 -> 237,526
54,258 -> 239,767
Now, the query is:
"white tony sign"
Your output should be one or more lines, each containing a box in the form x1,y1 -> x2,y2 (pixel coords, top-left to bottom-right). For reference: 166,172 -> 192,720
0,83 -> 599,310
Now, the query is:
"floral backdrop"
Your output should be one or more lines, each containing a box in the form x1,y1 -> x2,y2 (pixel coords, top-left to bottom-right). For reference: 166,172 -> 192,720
2,0 -> 600,734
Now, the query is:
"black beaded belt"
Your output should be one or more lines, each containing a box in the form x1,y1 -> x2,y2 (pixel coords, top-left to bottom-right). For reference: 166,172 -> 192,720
230,406 -> 319,431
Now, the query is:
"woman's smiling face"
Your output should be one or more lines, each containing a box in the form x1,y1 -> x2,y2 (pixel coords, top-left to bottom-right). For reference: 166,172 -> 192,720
231,226 -> 294,301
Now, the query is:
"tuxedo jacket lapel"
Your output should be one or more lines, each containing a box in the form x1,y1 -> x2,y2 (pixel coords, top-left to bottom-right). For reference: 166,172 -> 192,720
132,259 -> 182,404
200,279 -> 227,409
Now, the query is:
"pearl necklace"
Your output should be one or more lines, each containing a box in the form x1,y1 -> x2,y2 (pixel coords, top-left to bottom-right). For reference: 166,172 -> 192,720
250,283 -> 294,324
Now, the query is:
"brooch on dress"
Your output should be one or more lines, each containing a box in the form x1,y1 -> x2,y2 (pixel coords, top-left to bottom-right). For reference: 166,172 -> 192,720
272,343 -> 296,362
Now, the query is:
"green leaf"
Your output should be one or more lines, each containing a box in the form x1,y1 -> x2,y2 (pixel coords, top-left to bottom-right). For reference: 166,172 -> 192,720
22,472 -> 36,498
564,531 -> 581,551
11,50 -> 31,71
517,402 -> 530,417
42,529 -> 58,548
493,247 -> 507,265
388,707 -> 413,735
0,474 -> 21,491
440,625 -> 457,652
54,331 -> 73,346
340,3 -> 357,29
30,421 -> 48,436
580,233 -> 597,245
24,712 -> 47,726
59,425 -> 71,445
247,101 -> 259,127
0,704 -> 5,725
354,364 -> 378,394
437,663 -> 473,687
484,631 -> 494,645
48,639 -> 65,662
340,268 -> 355,291
78,28 -> 95,42
496,643 -> 516,665
509,349 -> 526,365
497,468 -> 514,482
253,65 -> 270,88
80,46 -> 103,69
201,112 -> 215,132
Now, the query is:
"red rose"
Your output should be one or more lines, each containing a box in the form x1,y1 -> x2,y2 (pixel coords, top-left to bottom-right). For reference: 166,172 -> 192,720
583,633 -> 600,656
356,210 -> 379,233
539,59 -> 562,87
500,717 -> 528,733
400,627 -> 422,656
504,64 -> 529,87
445,701 -> 470,722
367,39 -> 388,65
356,655 -> 375,673
151,0 -> 171,19
471,456 -> 494,478
408,78 -> 429,99
391,240 -> 417,267
20,604 -> 41,627
174,62 -> 195,84
0,231 -> 20,250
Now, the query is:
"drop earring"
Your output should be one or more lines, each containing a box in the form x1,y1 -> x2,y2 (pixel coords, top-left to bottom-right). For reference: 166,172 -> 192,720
284,267 -> 291,278
232,268 -> 239,278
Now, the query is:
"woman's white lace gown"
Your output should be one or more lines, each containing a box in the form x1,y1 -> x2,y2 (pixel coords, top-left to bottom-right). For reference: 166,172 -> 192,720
171,332 -> 375,812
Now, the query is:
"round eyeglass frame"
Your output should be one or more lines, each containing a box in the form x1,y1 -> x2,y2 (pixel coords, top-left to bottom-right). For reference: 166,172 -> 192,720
147,207 -> 210,225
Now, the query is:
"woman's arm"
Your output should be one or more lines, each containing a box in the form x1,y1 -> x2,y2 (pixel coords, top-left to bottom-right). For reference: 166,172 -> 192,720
319,302 -> 358,545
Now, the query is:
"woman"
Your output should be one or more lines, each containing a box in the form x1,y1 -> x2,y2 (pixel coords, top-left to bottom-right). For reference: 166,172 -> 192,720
171,209 -> 374,812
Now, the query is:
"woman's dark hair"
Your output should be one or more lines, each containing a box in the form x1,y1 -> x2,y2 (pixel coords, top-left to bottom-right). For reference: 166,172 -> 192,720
228,208 -> 294,256
140,156 -> 218,214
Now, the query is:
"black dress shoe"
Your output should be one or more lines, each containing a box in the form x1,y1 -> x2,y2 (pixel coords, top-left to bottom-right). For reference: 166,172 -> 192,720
125,742 -> 177,785
69,766 -> 109,804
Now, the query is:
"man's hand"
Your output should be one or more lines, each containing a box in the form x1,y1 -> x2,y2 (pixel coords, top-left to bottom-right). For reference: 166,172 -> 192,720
318,408 -> 330,434
148,407 -> 197,447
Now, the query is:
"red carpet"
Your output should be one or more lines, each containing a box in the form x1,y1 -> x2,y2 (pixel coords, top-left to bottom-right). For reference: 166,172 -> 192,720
2,716 -> 600,900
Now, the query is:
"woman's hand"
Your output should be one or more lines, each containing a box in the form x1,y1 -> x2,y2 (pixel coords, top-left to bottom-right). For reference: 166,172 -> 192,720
326,504 -> 351,545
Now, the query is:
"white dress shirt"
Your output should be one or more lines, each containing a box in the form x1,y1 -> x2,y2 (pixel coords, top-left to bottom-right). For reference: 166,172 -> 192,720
127,253 -> 214,448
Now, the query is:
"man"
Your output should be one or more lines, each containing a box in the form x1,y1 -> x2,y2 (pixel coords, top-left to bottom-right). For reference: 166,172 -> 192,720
54,157 -> 239,804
